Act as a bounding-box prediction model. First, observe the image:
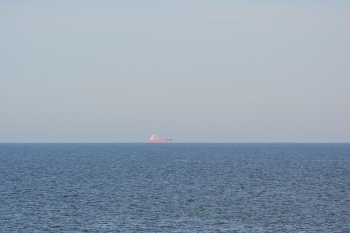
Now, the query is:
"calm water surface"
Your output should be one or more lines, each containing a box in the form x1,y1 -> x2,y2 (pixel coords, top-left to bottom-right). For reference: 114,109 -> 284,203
1,143 -> 349,232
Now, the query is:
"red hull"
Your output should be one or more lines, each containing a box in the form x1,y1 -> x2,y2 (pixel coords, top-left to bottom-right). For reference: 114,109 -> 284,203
149,139 -> 172,142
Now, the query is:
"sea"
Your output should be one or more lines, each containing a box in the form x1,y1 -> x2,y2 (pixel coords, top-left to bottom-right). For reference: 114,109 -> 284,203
1,143 -> 349,232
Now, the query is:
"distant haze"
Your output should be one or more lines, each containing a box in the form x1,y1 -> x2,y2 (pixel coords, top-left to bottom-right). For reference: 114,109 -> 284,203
1,1 -> 349,142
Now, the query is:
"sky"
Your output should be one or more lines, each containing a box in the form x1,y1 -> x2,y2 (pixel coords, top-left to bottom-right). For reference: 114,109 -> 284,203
1,0 -> 349,142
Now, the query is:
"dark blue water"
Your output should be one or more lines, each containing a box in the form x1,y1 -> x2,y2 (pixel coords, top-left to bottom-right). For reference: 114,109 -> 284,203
1,143 -> 349,232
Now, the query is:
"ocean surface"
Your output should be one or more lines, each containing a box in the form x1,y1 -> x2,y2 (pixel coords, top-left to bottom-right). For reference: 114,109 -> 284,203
1,143 -> 349,232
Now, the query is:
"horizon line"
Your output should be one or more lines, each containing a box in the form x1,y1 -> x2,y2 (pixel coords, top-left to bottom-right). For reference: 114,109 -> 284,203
1,142 -> 349,144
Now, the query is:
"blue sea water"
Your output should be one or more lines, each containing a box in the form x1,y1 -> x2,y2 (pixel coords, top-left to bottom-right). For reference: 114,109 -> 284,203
1,143 -> 349,232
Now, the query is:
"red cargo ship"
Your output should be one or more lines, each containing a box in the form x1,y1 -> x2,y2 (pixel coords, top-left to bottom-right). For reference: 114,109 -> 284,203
149,134 -> 172,142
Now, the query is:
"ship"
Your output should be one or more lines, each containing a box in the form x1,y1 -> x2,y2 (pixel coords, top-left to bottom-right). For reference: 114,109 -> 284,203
149,134 -> 172,142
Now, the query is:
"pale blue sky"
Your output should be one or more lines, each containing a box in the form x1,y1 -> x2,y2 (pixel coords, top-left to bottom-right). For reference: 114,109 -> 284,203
1,1 -> 349,142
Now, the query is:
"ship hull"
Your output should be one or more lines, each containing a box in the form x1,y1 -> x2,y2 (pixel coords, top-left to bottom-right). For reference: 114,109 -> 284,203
149,139 -> 172,142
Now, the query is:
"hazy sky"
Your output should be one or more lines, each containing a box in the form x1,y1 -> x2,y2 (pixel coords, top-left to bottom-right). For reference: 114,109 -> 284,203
1,1 -> 349,142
